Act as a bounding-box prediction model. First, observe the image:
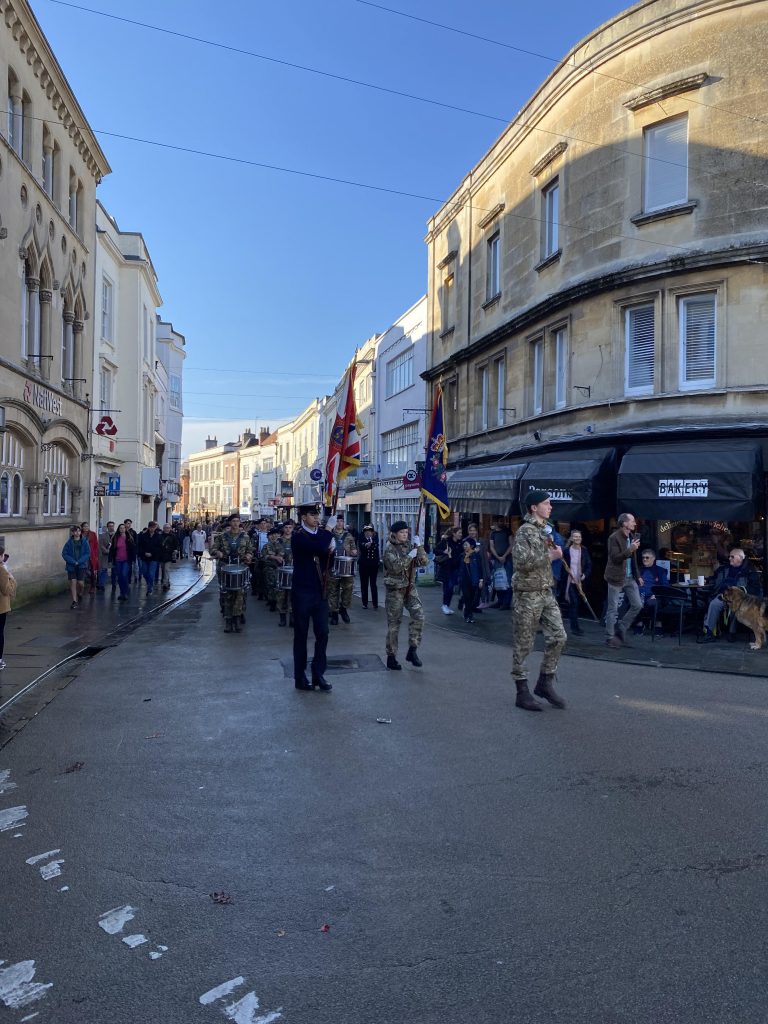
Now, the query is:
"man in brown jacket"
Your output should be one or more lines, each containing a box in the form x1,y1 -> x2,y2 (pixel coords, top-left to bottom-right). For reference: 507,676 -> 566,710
604,512 -> 643,648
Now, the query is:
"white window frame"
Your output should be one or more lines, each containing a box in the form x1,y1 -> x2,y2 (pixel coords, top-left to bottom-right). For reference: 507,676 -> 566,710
554,328 -> 567,409
494,355 -> 506,427
101,276 -> 114,342
532,340 -> 543,416
486,232 -> 501,300
440,273 -> 454,332
643,115 -> 688,214
478,364 -> 489,432
99,367 -> 112,415
381,422 -> 419,472
385,348 -> 414,398
543,179 -> 560,258
624,303 -> 655,396
679,293 -> 716,391
170,375 -> 182,411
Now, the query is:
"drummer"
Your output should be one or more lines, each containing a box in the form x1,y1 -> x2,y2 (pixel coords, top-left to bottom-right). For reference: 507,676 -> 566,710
210,513 -> 253,633
262,526 -> 285,614
327,515 -> 358,625
291,503 -> 335,692
276,520 -> 295,627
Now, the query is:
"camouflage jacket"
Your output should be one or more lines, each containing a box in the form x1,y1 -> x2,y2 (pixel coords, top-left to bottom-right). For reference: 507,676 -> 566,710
211,530 -> 252,564
512,514 -> 553,592
261,538 -> 286,566
281,537 -> 293,566
383,540 -> 427,589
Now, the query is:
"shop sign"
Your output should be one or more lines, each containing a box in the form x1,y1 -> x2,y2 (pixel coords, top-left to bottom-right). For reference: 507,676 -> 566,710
403,469 -> 421,491
527,485 -> 573,502
658,479 -> 709,498
23,380 -> 63,416
280,480 -> 293,497
93,483 -> 107,497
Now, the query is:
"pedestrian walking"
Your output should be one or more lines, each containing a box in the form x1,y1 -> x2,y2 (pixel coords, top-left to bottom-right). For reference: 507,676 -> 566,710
159,523 -> 179,591
81,523 -> 99,594
182,527 -> 192,560
98,521 -> 115,592
436,526 -> 462,615
0,543 -> 16,671
62,525 -> 90,608
511,490 -> 568,711
459,537 -> 484,623
604,513 -> 643,648
191,524 -> 206,568
290,503 -> 334,691
358,524 -> 380,610
137,522 -> 163,596
383,521 -> 427,671
562,530 -> 592,636
109,523 -> 135,601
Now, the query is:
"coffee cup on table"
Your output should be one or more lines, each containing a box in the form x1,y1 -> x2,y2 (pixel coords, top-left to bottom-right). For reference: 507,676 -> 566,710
697,575 -> 705,586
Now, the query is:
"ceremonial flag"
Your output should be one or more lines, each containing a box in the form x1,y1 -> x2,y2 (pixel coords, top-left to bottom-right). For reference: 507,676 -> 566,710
324,360 -> 362,507
420,384 -> 450,519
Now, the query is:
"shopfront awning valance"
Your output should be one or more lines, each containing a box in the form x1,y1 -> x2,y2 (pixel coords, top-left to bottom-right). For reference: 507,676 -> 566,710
617,441 -> 763,521
448,462 -> 528,515
520,448 -> 617,522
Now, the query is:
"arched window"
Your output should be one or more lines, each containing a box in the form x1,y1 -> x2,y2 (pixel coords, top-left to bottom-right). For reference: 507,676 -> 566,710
43,476 -> 50,515
42,444 -> 71,517
0,433 -> 24,517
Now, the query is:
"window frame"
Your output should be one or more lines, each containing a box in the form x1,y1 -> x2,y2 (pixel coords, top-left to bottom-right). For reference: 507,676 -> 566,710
486,231 -> 501,301
554,327 -> 567,410
385,348 -> 414,398
624,302 -> 656,396
101,275 -> 114,343
643,115 -> 689,214
542,178 -> 560,259
532,339 -> 544,416
679,292 -> 716,391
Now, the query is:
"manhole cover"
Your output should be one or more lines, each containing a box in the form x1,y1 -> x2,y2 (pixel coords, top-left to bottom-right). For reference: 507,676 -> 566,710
281,653 -> 384,678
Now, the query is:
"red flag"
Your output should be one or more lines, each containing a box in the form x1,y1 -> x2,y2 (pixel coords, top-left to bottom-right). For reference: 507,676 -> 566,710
324,360 -> 362,506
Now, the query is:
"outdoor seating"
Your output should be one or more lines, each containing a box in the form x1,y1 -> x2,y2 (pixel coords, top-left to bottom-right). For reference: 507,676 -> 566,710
650,585 -> 697,646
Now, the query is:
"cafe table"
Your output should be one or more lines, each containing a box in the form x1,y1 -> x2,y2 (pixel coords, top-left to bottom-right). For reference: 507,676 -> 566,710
671,581 -> 714,636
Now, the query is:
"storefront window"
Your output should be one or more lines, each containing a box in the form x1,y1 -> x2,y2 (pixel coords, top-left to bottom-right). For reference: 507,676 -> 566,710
655,520 -> 764,582
0,432 -> 25,517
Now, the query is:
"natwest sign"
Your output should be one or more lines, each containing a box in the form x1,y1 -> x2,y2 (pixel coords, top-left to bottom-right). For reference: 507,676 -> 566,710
23,380 -> 63,416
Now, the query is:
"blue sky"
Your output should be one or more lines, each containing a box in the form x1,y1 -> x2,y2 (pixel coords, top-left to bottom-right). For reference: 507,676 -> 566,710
32,0 -> 625,454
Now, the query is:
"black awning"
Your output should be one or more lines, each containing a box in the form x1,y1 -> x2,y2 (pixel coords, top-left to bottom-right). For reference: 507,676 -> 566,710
617,441 -> 763,520
448,462 -> 528,515
520,448 -> 617,522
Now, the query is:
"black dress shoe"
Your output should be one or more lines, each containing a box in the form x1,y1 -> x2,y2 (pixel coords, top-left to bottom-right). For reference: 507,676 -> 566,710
313,676 -> 332,691
339,607 -> 351,624
295,678 -> 315,691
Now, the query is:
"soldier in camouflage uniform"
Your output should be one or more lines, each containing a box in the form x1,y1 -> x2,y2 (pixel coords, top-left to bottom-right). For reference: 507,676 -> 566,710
210,514 -> 253,633
262,526 -> 285,612
326,516 -> 358,625
383,520 -> 427,670
511,489 -> 568,711
276,520 -> 295,627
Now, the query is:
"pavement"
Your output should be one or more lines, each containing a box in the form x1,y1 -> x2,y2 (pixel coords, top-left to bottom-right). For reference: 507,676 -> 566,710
2,573 -> 768,1022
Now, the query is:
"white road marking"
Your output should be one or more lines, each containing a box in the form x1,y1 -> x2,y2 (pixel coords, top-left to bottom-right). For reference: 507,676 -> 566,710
98,905 -> 138,934
0,769 -> 17,794
199,977 -> 245,1005
59,886 -> 70,892
149,945 -> 169,960
13,833 -> 24,838
122,935 -> 148,949
21,1014 -> 41,1022
0,806 -> 28,832
26,850 -> 61,866
0,961 -> 53,1010
39,859 -> 65,880
223,992 -> 283,1024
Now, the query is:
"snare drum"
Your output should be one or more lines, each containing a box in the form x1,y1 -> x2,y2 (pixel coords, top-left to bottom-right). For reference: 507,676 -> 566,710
333,555 -> 354,577
277,566 -> 294,590
219,564 -> 249,592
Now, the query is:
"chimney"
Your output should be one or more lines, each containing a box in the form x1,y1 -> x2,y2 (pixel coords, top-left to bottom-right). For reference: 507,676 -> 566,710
241,427 -> 255,444
205,435 -> 218,450
259,427 -> 271,444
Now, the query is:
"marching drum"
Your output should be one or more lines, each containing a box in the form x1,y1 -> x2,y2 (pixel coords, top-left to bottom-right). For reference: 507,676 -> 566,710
219,564 -> 249,592
333,555 -> 354,577
278,566 -> 294,590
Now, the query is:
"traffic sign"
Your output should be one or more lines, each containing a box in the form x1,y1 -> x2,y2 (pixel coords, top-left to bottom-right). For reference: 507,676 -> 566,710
310,468 -> 323,482
107,475 -> 121,496
93,483 -> 106,497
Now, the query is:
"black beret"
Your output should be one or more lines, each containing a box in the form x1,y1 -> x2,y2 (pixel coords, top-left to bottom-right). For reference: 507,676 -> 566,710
390,520 -> 409,534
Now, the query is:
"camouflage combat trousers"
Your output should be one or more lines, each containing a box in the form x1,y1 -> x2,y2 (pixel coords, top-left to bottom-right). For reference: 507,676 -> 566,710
264,566 -> 278,606
511,587 -> 567,680
327,575 -> 353,613
385,586 -> 424,656
276,585 -> 292,614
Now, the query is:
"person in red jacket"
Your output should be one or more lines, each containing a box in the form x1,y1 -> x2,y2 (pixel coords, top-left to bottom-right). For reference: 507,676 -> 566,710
81,523 -> 100,595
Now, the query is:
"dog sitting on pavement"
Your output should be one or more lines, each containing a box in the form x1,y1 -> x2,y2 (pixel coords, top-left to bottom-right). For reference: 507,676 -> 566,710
722,586 -> 768,651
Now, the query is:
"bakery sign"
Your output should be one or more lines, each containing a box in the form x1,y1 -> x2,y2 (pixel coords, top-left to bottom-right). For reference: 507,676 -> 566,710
23,380 -> 63,416
658,478 -> 709,498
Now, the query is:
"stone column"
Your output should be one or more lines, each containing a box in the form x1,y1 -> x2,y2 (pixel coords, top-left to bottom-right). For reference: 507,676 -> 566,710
42,136 -> 53,197
39,289 -> 52,382
62,310 -> 74,386
72,319 -> 84,400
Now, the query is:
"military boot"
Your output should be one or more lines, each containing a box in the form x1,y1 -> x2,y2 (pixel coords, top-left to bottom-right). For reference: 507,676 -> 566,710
386,654 -> 402,671
405,646 -> 422,667
533,672 -> 565,709
515,679 -> 542,712
278,613 -> 287,627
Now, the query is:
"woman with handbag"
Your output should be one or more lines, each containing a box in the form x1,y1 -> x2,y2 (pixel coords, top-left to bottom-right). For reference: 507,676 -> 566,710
436,527 -> 462,615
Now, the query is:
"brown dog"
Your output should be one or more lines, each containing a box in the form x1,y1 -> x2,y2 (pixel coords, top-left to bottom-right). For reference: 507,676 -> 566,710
722,587 -> 768,650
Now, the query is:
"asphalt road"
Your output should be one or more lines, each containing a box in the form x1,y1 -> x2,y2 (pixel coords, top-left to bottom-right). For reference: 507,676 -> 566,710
2,583 -> 768,1023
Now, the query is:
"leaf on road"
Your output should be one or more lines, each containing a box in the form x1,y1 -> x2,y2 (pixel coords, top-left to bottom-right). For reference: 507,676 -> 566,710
210,891 -> 234,905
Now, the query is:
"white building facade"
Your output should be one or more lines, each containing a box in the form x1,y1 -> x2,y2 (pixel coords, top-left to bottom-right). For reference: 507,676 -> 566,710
156,317 -> 186,521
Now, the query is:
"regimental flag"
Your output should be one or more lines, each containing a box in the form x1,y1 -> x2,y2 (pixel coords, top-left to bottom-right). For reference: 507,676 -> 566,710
324,359 -> 363,507
420,384 -> 450,519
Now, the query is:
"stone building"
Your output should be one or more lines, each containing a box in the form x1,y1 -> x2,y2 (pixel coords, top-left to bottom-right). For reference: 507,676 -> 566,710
425,0 -> 768,596
0,0 -> 110,598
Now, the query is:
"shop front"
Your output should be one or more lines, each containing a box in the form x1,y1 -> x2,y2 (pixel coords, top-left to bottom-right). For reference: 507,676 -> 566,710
617,440 -> 765,584
448,462 -> 528,524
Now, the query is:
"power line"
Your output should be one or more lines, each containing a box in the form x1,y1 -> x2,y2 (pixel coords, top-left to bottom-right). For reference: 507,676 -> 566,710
183,391 -> 316,399
184,367 -> 336,378
355,0 -> 768,129
37,0 -> 767,190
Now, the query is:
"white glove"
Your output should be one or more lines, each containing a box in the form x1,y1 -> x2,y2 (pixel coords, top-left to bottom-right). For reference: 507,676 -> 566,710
324,516 -> 337,531
408,547 -> 418,559
412,535 -> 421,546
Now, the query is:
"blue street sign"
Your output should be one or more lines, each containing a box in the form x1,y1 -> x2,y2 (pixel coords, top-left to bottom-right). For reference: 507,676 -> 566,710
309,468 -> 323,482
107,475 -> 121,496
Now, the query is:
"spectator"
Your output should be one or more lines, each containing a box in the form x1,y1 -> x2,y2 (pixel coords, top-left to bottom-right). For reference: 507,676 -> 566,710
465,523 -> 491,611
191,523 -> 207,568
182,526 -> 192,560
109,523 -> 136,601
159,523 -> 180,591
701,548 -> 761,642
81,523 -> 99,595
436,526 -> 463,615
562,530 -> 592,636
98,521 -> 116,592
460,537 -> 484,624
634,549 -> 668,635
358,524 -> 380,610
124,519 -> 138,583
0,543 -> 16,671
489,518 -> 513,610
62,525 -> 90,608
549,524 -> 566,597
138,521 -> 163,596
604,512 -> 643,648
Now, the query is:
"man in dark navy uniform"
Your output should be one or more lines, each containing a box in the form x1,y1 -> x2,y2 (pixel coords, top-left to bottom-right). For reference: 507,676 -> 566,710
291,503 -> 335,691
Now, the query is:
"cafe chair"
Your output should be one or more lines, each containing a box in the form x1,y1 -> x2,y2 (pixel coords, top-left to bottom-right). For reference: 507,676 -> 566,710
650,585 -> 697,646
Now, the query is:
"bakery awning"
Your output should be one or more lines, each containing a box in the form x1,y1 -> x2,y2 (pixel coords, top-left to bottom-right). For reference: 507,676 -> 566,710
447,462 -> 528,515
520,448 -> 617,521
617,441 -> 763,520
